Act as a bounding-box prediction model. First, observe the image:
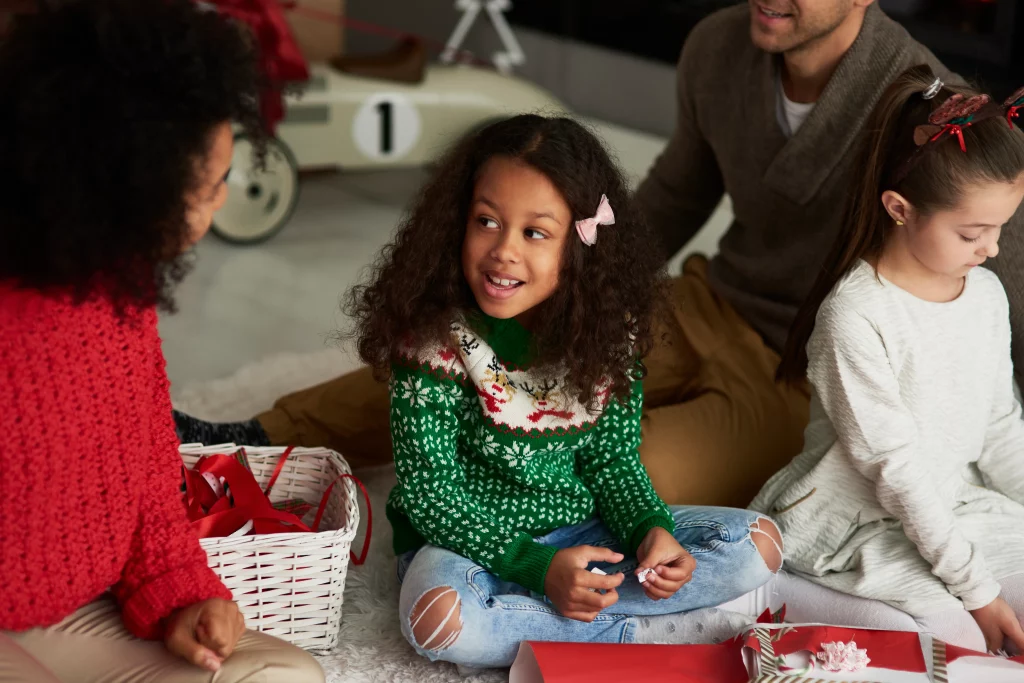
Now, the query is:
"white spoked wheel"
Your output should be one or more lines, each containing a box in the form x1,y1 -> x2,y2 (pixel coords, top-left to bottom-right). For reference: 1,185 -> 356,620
211,135 -> 300,245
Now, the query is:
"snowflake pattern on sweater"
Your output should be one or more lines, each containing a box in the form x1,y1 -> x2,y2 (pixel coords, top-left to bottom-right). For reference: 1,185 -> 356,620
386,316 -> 673,595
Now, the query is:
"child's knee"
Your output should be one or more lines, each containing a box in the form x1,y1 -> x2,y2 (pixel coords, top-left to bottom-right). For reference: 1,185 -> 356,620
749,517 -> 784,573
408,586 -> 463,653
916,609 -> 987,653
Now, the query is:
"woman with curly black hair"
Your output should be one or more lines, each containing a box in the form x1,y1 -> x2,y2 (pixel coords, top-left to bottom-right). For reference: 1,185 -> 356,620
335,114 -> 781,669
0,1 -> 322,680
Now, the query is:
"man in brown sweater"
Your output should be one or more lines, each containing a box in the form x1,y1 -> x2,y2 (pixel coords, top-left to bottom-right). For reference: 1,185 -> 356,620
630,0 -> 962,507
176,0 -> 1024,508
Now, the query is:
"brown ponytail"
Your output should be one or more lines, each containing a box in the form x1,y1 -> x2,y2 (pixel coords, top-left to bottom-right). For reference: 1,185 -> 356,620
777,65 -> 1024,383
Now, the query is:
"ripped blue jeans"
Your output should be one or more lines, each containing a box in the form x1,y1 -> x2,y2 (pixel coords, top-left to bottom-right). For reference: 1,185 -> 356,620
396,506 -> 778,669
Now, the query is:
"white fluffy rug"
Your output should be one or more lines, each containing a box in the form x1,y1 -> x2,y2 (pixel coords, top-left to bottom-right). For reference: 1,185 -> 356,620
172,348 -> 508,683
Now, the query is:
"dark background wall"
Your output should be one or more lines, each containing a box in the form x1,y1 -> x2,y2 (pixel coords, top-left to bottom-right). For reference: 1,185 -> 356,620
343,0 -> 1023,137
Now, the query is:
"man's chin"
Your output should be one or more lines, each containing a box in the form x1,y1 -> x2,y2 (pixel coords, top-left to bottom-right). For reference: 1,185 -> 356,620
750,26 -> 793,54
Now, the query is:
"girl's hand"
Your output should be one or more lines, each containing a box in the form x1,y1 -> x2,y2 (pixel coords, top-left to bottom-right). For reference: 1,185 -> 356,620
164,598 -> 246,671
636,526 -> 696,601
970,597 -> 1024,653
544,546 -> 625,622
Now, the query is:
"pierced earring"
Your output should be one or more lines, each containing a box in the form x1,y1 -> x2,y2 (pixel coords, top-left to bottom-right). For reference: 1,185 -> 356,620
896,220 -> 904,226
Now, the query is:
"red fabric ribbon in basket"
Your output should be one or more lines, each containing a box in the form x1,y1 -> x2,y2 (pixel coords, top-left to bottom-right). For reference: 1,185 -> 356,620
182,446 -> 372,565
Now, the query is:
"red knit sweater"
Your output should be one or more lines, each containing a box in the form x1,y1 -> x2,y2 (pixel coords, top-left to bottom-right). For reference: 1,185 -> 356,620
0,284 -> 231,638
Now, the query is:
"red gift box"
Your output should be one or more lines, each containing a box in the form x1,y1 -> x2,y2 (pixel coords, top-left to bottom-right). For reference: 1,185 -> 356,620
509,609 -> 1024,683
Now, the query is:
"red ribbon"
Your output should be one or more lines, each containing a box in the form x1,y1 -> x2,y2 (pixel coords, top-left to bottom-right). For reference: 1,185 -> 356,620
263,444 -> 295,496
182,448 -> 372,565
313,473 -> 373,565
1009,105 -> 1022,128
745,625 -> 926,673
931,122 -> 970,152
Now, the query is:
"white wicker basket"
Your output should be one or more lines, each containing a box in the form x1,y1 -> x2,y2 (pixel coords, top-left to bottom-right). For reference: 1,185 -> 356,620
179,443 -> 361,653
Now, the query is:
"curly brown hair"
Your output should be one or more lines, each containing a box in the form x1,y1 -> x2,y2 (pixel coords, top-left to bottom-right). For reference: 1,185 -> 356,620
0,0 -> 264,312
346,114 -> 669,407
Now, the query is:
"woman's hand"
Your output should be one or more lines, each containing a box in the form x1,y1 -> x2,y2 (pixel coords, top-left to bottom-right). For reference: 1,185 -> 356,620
164,598 -> 246,671
635,526 -> 696,601
970,597 -> 1024,653
544,546 -> 625,622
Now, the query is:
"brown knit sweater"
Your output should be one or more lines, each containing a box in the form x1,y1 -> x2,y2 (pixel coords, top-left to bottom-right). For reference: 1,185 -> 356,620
634,4 -> 1015,358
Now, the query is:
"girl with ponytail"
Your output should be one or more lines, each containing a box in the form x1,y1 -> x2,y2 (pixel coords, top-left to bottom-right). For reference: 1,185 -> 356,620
754,64 -> 1024,653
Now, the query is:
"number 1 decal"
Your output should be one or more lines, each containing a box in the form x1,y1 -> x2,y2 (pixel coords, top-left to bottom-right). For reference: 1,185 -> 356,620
375,101 -> 393,155
353,93 -> 421,161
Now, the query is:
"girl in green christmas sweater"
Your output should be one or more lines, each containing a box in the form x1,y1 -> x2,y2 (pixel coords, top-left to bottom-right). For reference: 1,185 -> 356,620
346,114 -> 783,670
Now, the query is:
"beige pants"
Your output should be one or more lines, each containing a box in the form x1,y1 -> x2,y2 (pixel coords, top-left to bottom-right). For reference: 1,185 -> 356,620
0,597 -> 324,683
259,256 -> 810,507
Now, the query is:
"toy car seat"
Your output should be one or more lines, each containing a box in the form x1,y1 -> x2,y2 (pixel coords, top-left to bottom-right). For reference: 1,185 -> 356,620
332,35 -> 426,85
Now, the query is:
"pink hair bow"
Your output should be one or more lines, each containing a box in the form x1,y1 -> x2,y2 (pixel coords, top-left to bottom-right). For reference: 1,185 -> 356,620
575,194 -> 615,246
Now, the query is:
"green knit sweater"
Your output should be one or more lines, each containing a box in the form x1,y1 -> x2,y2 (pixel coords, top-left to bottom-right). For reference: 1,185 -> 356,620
386,315 -> 673,596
